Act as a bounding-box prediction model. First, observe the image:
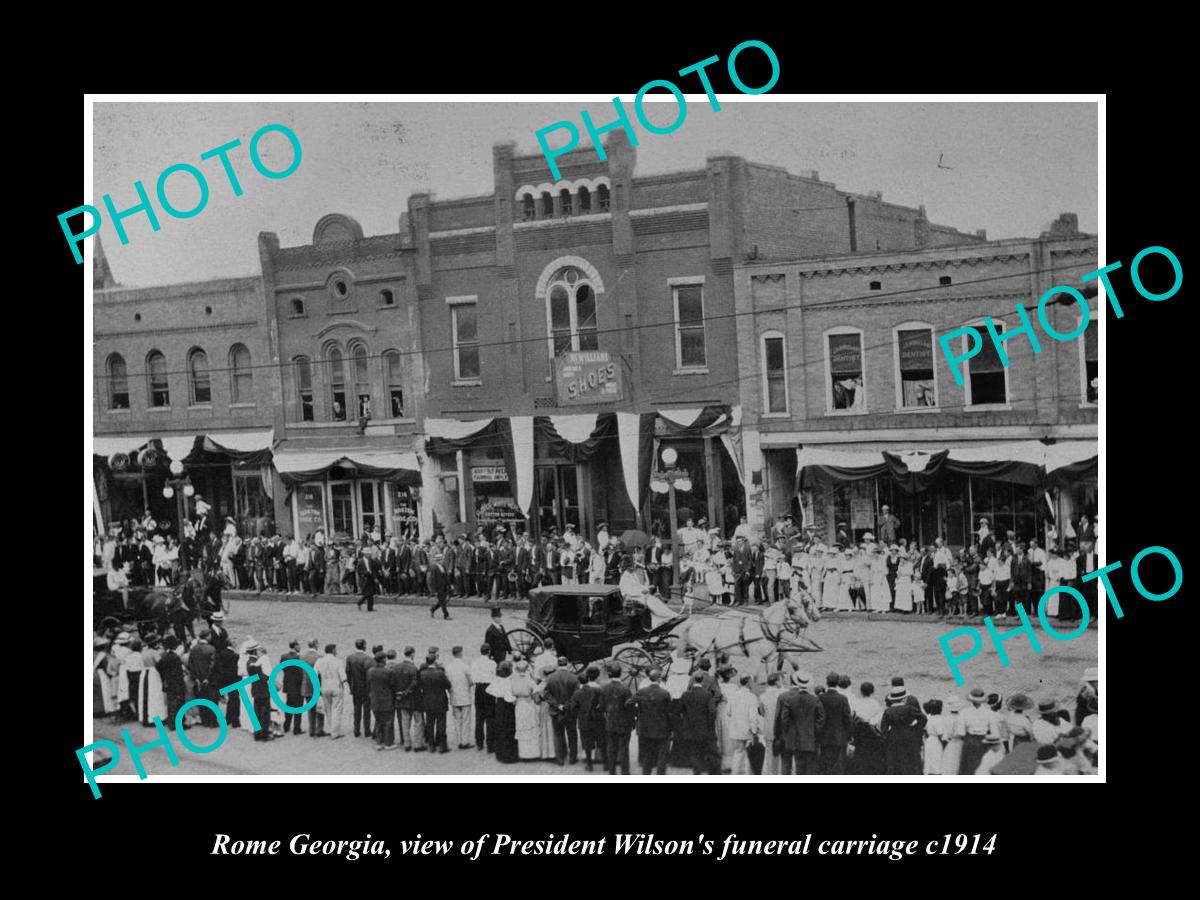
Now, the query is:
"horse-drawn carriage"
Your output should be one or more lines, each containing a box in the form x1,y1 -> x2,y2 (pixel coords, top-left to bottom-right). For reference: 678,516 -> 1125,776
504,584 -> 687,686
92,573 -> 226,639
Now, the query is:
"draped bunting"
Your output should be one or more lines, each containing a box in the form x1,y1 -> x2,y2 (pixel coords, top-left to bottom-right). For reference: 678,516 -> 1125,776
424,417 -> 494,443
658,405 -> 729,435
273,449 -> 422,486
511,416 -> 535,514
93,431 -> 274,464
616,412 -> 656,514
422,418 -> 502,455
658,407 -> 706,429
548,414 -> 598,444
536,413 -> 614,462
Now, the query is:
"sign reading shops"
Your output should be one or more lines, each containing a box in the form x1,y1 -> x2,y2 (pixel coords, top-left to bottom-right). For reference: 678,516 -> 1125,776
555,351 -> 623,406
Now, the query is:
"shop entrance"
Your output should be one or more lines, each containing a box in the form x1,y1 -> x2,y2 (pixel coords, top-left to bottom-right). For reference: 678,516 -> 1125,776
535,464 -> 580,538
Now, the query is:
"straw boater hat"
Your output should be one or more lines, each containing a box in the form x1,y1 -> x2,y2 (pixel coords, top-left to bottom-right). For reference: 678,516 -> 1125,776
968,687 -> 987,704
1006,693 -> 1035,713
115,632 -> 131,646
1035,744 -> 1060,764
1083,667 -> 1098,684
210,611 -> 225,621
886,687 -> 909,706
1037,698 -> 1059,714
983,733 -> 1004,746
791,670 -> 811,688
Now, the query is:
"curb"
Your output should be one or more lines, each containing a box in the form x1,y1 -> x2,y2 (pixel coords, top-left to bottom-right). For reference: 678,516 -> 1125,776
223,590 -> 530,610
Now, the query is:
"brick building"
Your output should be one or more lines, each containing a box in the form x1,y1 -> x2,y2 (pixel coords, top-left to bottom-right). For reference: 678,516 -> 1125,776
733,215 -> 1098,550
92,240 -> 278,536
407,135 -> 982,541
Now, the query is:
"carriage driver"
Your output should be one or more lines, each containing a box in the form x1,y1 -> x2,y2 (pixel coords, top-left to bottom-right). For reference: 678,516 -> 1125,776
618,555 -> 676,629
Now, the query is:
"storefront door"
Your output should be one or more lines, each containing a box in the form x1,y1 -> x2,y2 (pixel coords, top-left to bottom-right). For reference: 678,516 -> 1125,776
535,464 -> 580,538
329,481 -> 355,539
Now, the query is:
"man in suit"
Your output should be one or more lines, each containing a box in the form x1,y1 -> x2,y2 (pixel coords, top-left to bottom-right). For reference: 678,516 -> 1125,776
513,536 -> 531,600
300,638 -> 324,737
246,644 -> 274,741
730,535 -> 753,606
775,670 -> 826,775
571,665 -> 607,771
1075,538 -> 1098,622
678,672 -> 718,775
419,652 -> 452,753
600,663 -> 635,775
817,671 -> 853,774
186,631 -> 217,727
879,686 -> 927,774
157,636 -> 188,730
541,656 -> 581,765
207,610 -> 230,653
484,607 -> 511,665
356,550 -> 377,612
278,639 -> 306,735
412,541 -> 429,597
497,536 -> 516,600
367,653 -> 396,750
345,638 -> 374,738
530,537 -> 548,592
632,668 -> 673,775
396,537 -> 413,596
394,647 -> 425,751
442,539 -> 459,598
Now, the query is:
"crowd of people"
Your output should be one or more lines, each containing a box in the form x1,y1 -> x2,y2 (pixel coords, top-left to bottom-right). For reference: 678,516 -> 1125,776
671,510 -> 1100,622
92,598 -> 1098,777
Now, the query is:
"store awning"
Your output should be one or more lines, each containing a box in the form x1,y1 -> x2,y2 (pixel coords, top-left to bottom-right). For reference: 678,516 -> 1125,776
92,430 -> 275,462
92,435 -> 154,459
272,447 -> 421,485
1045,440 -> 1098,473
203,429 -> 274,455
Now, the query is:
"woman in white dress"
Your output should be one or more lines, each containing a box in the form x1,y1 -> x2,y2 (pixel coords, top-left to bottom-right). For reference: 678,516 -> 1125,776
510,660 -> 541,760
821,555 -> 841,611
940,695 -> 966,776
895,553 -> 915,613
923,699 -> 946,775
706,548 -> 728,605
139,638 -> 167,726
869,547 -> 890,611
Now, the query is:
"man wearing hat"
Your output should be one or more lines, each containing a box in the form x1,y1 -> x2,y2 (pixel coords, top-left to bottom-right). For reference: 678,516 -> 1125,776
775,671 -> 826,775
368,652 -> 396,750
877,504 -> 901,546
879,684 -> 926,774
632,668 -> 673,775
419,651 -> 452,753
960,687 -> 992,774
818,671 -> 854,774
1033,698 -> 1070,745
600,662 -> 635,775
678,672 -> 717,774
207,610 -> 230,653
540,656 -> 581,765
1033,743 -> 1065,776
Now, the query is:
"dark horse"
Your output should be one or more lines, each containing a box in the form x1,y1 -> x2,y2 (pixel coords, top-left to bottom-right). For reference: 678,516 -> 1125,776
96,573 -> 219,642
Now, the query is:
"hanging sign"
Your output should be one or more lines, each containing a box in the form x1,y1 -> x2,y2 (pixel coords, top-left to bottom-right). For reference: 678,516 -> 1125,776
555,351 -> 623,405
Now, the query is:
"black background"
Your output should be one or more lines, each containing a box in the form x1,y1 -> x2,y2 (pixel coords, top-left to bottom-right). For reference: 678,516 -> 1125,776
45,31 -> 1188,884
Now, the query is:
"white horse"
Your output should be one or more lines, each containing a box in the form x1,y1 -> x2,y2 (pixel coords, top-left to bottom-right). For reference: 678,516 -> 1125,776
672,593 -> 822,677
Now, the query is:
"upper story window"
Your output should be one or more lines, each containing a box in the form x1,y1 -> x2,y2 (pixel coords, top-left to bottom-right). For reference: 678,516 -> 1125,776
540,192 -> 554,219
963,320 -> 1008,407
939,275 -> 953,286
670,278 -> 707,371
1081,314 -> 1098,405
188,348 -> 212,405
825,327 -> 865,413
559,189 -> 572,216
384,350 -> 404,417
761,332 -> 788,415
107,353 -> 129,410
521,193 -> 536,222
147,351 -> 170,407
597,184 -> 610,211
230,344 -> 253,404
869,281 -> 882,291
379,289 -> 395,308
578,187 -> 591,213
449,297 -> 480,382
894,324 -> 937,409
290,298 -> 306,316
547,266 -> 599,361
294,356 -> 314,422
328,346 -> 347,420
351,342 -> 371,418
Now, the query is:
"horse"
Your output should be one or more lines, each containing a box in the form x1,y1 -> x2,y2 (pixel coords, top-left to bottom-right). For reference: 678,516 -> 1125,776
671,593 -> 823,678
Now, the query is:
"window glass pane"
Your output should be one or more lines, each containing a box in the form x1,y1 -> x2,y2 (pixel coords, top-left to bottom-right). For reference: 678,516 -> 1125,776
765,337 -> 784,372
577,330 -> 599,351
576,285 -> 596,329
190,351 -> 211,404
553,333 -> 573,356
353,346 -> 369,384
679,327 -> 706,368
389,389 -> 404,417
970,325 -> 1004,373
550,286 -> 570,329
385,351 -> 402,384
295,358 -> 311,391
970,371 -> 1006,405
329,350 -> 344,386
897,328 -> 935,408
767,374 -> 786,412
828,333 -> 862,377
455,306 -> 477,342
458,345 -> 480,379
676,285 -> 703,323
578,188 -> 591,212
331,483 -> 354,537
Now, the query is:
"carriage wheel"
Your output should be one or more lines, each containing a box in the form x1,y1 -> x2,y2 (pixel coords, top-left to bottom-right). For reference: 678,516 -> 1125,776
505,628 -> 544,661
614,647 -> 655,691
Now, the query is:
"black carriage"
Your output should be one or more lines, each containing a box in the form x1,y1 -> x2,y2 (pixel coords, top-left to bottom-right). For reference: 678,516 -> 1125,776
506,585 -> 686,688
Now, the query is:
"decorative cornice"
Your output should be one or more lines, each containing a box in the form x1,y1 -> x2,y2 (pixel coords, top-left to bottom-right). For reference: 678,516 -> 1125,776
311,320 -> 378,340
800,291 -> 1028,313
800,253 -> 1031,278
94,319 -> 259,338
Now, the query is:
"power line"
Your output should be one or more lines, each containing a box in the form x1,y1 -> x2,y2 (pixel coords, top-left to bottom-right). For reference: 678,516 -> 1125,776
93,257 -> 1101,383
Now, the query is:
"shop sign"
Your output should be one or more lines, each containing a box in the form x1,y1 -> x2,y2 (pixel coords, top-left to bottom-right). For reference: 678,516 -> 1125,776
476,495 -> 526,527
555,351 -> 623,405
295,484 -> 325,536
472,465 -> 509,483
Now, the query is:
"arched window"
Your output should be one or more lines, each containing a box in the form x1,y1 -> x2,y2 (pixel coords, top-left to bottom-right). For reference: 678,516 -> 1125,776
383,350 -> 404,417
559,188 -> 573,216
540,191 -> 554,218
107,353 -> 129,410
521,193 -> 535,221
545,265 -> 599,360
379,289 -> 395,307
147,351 -> 170,407
824,327 -> 865,413
760,331 -> 789,415
230,344 -> 253,404
328,346 -> 347,421
578,186 -> 591,214
294,356 -> 314,421
893,322 -> 937,409
351,343 -> 371,418
597,184 -> 610,211
188,348 -> 211,405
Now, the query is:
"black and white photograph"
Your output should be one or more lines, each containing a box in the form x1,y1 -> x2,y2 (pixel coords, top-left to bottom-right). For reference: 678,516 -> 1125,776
86,96 -> 1101,785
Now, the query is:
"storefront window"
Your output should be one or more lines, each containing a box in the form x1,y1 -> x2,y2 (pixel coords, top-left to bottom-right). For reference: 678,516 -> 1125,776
330,482 -> 354,538
969,478 -> 1040,543
352,344 -> 371,418
234,469 -> 271,534
360,481 -> 383,536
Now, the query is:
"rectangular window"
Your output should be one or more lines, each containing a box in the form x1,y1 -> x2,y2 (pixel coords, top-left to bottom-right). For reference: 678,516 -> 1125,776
452,300 -> 480,381
897,327 -> 936,408
673,282 -> 706,369
828,332 -> 864,411
763,336 -> 787,413
1083,317 -> 1098,404
967,323 -> 1007,406
295,359 -> 314,422
330,483 -> 354,537
384,351 -> 404,417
